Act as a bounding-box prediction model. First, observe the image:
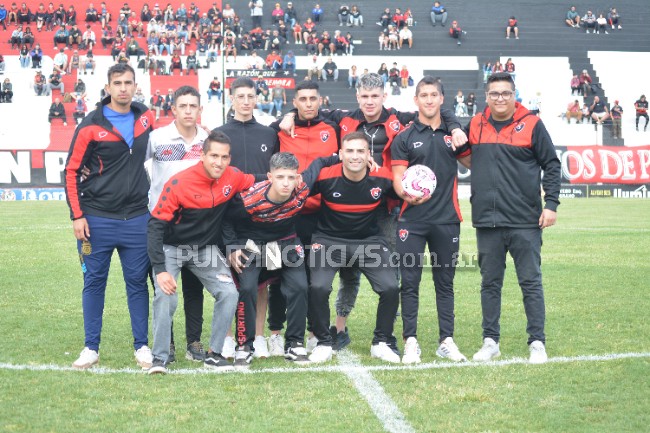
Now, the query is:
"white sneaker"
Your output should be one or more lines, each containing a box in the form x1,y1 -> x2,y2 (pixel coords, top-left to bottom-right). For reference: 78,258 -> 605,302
472,337 -> 501,362
529,340 -> 548,364
268,333 -> 285,357
402,337 -> 421,364
135,345 -> 153,369
371,342 -> 400,363
221,336 -> 236,359
306,335 -> 318,354
308,345 -> 333,363
253,335 -> 270,358
436,337 -> 467,362
72,347 -> 99,369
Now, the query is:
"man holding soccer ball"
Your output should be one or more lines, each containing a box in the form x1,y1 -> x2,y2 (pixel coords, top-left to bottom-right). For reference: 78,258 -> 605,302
391,76 -> 471,364
467,72 -> 560,364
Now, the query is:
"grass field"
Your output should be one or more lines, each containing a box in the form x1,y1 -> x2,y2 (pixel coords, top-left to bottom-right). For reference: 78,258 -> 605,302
0,199 -> 649,433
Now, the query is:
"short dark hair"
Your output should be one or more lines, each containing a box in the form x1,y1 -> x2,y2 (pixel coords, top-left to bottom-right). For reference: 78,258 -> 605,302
230,77 -> 255,93
106,63 -> 135,84
486,72 -> 515,91
173,85 -> 201,105
203,130 -> 231,153
295,80 -> 319,94
415,75 -> 444,96
269,152 -> 299,171
341,131 -> 369,148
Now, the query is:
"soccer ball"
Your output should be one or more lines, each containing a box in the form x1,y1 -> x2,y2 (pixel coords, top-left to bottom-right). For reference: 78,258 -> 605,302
401,165 -> 437,199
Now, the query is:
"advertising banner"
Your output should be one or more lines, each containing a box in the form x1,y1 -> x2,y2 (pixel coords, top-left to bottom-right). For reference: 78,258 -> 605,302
225,69 -> 296,89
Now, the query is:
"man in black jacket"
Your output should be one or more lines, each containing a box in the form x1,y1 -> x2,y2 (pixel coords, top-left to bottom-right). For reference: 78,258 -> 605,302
466,73 -> 561,364
64,63 -> 155,370
48,97 -> 67,125
213,77 -> 279,358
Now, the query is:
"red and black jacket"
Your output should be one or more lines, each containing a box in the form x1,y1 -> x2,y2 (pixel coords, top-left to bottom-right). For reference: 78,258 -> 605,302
270,114 -> 340,213
467,103 -> 561,228
147,162 -> 255,275
64,98 -> 154,221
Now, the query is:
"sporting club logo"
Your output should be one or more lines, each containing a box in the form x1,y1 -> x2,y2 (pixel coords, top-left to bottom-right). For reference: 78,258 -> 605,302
295,245 -> 304,258
98,131 -> 108,139
320,130 -> 330,142
413,141 -> 423,149
389,120 -> 400,132
341,124 -> 348,132
311,243 -> 323,252
514,122 -> 526,133
223,185 -> 232,197
261,144 -> 268,152
399,229 -> 409,242
444,135 -> 453,147
333,192 -> 342,198
370,187 -> 382,200
140,116 -> 149,129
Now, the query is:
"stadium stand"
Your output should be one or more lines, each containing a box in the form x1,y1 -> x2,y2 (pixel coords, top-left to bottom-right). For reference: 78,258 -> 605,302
0,0 -> 649,155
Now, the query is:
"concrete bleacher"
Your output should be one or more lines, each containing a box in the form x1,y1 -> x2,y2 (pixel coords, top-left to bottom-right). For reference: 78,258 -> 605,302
590,51 -> 650,147
1,0 -> 649,155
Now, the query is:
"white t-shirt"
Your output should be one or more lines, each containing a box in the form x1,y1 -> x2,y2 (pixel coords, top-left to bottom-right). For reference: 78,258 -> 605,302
146,121 -> 209,211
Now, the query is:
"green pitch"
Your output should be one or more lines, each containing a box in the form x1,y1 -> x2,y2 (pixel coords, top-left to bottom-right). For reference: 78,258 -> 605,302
0,199 -> 648,432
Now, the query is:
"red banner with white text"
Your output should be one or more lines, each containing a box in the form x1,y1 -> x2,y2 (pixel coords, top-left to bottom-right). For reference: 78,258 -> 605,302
558,145 -> 650,184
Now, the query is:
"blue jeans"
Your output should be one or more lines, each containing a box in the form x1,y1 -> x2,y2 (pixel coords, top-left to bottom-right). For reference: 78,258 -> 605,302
78,213 -> 150,351
20,55 -> 30,68
273,98 -> 283,115
207,89 -> 222,101
258,102 -> 273,114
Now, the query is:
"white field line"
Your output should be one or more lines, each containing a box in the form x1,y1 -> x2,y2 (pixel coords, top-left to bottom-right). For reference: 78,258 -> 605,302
0,351 -> 648,376
336,350 -> 415,433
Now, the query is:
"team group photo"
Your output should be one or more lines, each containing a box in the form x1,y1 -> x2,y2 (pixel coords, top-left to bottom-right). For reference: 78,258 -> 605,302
0,0 -> 648,431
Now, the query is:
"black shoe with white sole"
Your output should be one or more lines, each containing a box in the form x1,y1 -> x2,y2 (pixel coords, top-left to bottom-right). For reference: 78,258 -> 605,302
285,341 -> 310,365
204,352 -> 234,371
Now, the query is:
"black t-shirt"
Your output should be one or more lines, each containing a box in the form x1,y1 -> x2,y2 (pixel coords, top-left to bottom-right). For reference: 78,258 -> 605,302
361,122 -> 390,166
391,117 -> 470,224
311,165 -> 397,239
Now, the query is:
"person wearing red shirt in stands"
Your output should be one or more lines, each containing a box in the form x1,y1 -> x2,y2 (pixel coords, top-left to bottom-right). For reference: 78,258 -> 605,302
506,16 -> 519,39
392,8 -> 405,29
449,20 -> 465,45
265,50 -> 282,70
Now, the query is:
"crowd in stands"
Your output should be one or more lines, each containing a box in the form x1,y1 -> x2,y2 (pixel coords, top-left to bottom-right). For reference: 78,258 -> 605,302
0,1 -> 643,139
565,5 -> 622,34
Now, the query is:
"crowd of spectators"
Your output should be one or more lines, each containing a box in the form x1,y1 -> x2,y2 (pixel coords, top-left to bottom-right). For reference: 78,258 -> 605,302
565,5 -> 622,34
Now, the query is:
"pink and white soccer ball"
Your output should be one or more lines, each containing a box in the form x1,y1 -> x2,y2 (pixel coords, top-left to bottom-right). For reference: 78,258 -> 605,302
401,165 -> 437,199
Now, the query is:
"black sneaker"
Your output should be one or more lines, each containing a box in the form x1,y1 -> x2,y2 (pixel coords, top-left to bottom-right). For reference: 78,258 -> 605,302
148,357 -> 167,375
186,341 -> 205,362
332,327 -> 351,352
234,346 -> 253,369
285,341 -> 310,365
204,352 -> 234,371
168,343 -> 176,363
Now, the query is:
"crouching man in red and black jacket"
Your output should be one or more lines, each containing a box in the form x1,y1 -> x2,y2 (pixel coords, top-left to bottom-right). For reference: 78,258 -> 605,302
146,130 -> 256,373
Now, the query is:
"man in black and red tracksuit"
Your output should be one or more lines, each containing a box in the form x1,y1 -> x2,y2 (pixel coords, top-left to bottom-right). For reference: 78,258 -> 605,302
223,152 -> 339,367
467,73 -> 560,365
265,80 -> 342,352
64,64 -> 155,370
147,130 -> 257,373
308,132 -> 401,364
279,72 -> 467,351
391,76 -> 471,365
214,77 -> 281,358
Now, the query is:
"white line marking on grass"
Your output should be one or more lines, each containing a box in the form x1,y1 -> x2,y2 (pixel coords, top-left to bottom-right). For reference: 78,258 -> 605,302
336,350 -> 416,433
1,352 -> 649,376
